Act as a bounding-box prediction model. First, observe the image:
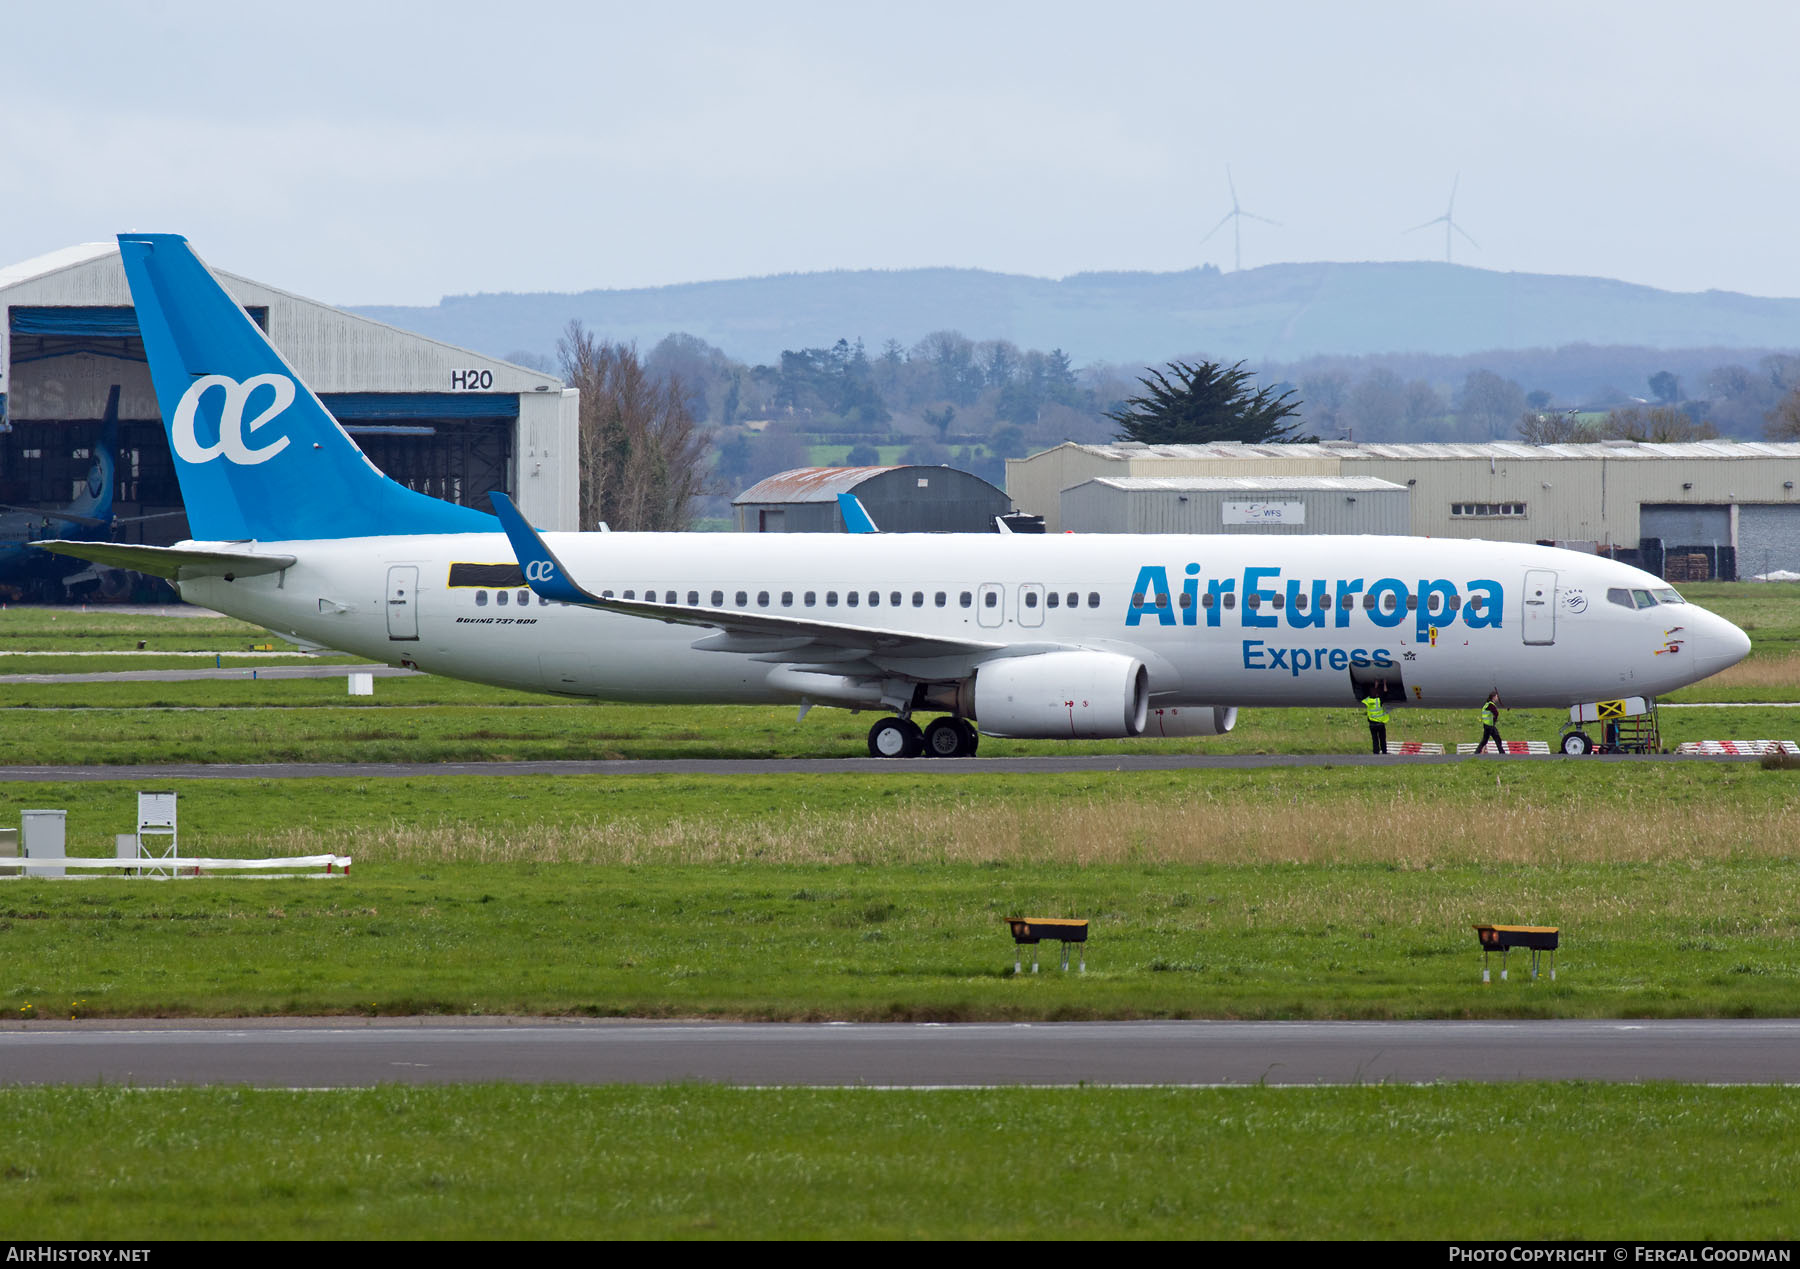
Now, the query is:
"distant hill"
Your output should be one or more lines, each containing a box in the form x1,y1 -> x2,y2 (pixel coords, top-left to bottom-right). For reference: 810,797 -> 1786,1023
350,261 -> 1800,368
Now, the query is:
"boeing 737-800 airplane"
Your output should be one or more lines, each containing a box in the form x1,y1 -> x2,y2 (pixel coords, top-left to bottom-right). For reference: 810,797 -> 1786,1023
40,235 -> 1751,757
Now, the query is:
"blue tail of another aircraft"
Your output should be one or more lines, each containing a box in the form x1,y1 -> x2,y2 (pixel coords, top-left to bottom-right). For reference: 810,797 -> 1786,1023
117,233 -> 498,541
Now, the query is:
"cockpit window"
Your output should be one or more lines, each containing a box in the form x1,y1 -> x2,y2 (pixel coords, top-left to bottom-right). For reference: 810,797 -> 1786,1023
1607,588 -> 1633,609
1654,588 -> 1685,604
1631,589 -> 1656,608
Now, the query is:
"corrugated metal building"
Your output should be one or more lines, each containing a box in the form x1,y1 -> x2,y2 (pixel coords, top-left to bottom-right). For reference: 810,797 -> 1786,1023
1008,440 -> 1800,579
734,466 -> 1011,532
1063,476 -> 1408,535
0,243 -> 580,551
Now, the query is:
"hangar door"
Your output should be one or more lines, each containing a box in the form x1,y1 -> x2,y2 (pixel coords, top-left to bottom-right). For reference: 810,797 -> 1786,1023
1736,505 -> 1800,578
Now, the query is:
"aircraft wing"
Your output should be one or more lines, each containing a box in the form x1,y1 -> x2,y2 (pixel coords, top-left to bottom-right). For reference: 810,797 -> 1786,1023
489,493 -> 1040,668
32,540 -> 296,582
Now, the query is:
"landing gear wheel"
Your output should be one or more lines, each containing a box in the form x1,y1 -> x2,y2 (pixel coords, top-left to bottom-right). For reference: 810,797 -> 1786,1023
923,716 -> 980,758
1561,731 -> 1594,756
868,717 -> 924,758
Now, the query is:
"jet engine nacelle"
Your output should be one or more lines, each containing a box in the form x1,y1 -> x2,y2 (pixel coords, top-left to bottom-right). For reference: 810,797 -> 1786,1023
970,651 -> 1149,739
1143,705 -> 1239,737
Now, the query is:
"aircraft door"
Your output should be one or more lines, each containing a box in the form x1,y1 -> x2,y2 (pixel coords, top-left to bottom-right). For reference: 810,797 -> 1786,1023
386,565 -> 420,641
1522,569 -> 1556,646
977,582 -> 1005,628
1017,583 -> 1044,628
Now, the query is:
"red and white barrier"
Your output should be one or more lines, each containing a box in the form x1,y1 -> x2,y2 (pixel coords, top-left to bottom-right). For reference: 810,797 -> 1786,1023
1456,740 -> 1551,755
1390,741 -> 1445,755
1674,740 -> 1800,756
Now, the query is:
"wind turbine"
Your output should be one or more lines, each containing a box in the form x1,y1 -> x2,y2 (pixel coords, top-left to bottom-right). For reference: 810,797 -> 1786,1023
1407,174 -> 1479,263
1199,166 -> 1280,271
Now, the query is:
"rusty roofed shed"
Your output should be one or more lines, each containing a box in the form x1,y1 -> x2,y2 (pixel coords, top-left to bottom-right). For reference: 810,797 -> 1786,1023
733,466 -> 1012,533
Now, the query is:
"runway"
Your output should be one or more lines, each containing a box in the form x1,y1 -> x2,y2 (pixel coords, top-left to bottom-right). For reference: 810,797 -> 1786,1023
0,748 -> 1758,781
2,1019 -> 1796,1087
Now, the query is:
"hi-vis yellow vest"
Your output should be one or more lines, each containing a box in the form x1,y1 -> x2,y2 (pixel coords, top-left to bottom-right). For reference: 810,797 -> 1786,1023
1363,696 -> 1389,724
1481,701 -> 1498,725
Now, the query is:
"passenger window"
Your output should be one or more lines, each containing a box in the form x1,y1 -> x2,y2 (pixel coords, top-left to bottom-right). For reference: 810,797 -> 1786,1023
1088,593 -> 1101,608
1246,595 -> 1261,609
1067,593 -> 1079,608
1132,593 -> 1145,609
601,590 -> 614,599
1468,596 -> 1486,614
711,590 -> 724,606
984,591 -> 998,608
891,592 -> 902,607
805,591 -> 817,607
1427,594 -> 1441,614
781,592 -> 793,607
1271,594 -> 1284,610
1406,595 -> 1417,611
1293,593 -> 1306,611
847,592 -> 860,607
497,590 -> 509,606
757,591 -> 770,607
1362,594 -> 1375,609
1025,591 -> 1039,608
1154,593 -> 1169,609
961,592 -> 973,607
1223,593 -> 1236,609
935,592 -> 947,607
1449,595 -> 1461,611
912,592 -> 924,607
1200,593 -> 1213,610
517,590 -> 529,605
867,591 -> 879,607
539,595 -> 549,606
735,591 -> 748,606
1341,594 -> 1354,610
1177,592 -> 1191,609
662,591 -> 675,604
827,591 -> 838,606
1047,592 -> 1060,608
475,590 -> 488,606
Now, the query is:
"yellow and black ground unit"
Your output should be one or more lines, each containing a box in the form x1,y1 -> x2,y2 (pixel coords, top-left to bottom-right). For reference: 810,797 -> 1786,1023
1005,917 -> 1088,974
1474,924 -> 1559,982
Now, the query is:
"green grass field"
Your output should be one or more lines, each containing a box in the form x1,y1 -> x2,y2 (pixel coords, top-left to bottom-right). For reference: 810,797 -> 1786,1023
2,764 -> 1797,1020
2,1084 -> 1795,1239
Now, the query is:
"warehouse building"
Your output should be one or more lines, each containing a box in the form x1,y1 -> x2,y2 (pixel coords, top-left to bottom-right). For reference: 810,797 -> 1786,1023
0,243 -> 579,558
734,465 -> 1012,532
1062,476 -> 1408,535
1010,440 -> 1800,580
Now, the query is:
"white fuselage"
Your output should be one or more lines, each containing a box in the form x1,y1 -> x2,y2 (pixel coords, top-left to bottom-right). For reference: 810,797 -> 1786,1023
177,531 -> 1750,714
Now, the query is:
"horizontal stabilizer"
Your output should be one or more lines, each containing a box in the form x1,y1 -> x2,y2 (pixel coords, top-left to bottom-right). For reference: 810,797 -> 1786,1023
33,540 -> 296,581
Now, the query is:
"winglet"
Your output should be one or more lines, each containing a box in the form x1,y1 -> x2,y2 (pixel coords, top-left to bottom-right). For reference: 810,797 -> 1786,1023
837,492 -> 879,533
488,491 -> 596,605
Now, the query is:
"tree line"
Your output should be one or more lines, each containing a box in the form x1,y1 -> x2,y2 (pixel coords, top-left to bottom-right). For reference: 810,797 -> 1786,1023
520,326 -> 1800,529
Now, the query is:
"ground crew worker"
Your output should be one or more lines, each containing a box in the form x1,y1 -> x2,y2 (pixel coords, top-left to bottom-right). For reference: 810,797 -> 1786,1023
1475,691 -> 1505,754
1362,685 -> 1390,755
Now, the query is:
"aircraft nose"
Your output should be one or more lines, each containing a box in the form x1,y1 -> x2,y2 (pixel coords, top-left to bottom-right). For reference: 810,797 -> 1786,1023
1690,610 -> 1752,681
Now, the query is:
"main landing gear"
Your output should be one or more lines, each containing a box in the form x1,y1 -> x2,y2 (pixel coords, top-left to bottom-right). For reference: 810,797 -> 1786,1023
866,715 -> 980,758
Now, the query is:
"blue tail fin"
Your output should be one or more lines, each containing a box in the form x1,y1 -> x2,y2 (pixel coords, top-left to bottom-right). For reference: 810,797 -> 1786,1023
117,233 -> 497,541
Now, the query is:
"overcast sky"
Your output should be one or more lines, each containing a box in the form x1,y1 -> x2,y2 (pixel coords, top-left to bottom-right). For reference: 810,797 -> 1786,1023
6,1 -> 1796,308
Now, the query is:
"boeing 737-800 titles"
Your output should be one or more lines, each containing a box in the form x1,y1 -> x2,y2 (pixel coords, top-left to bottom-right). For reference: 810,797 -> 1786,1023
40,235 -> 1751,757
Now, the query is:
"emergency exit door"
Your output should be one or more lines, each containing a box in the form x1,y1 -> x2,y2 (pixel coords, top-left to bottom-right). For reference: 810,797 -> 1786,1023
1522,569 -> 1556,646
387,565 -> 420,641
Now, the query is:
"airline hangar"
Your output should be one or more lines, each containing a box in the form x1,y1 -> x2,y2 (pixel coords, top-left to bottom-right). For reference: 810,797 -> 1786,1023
0,243 -> 578,558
